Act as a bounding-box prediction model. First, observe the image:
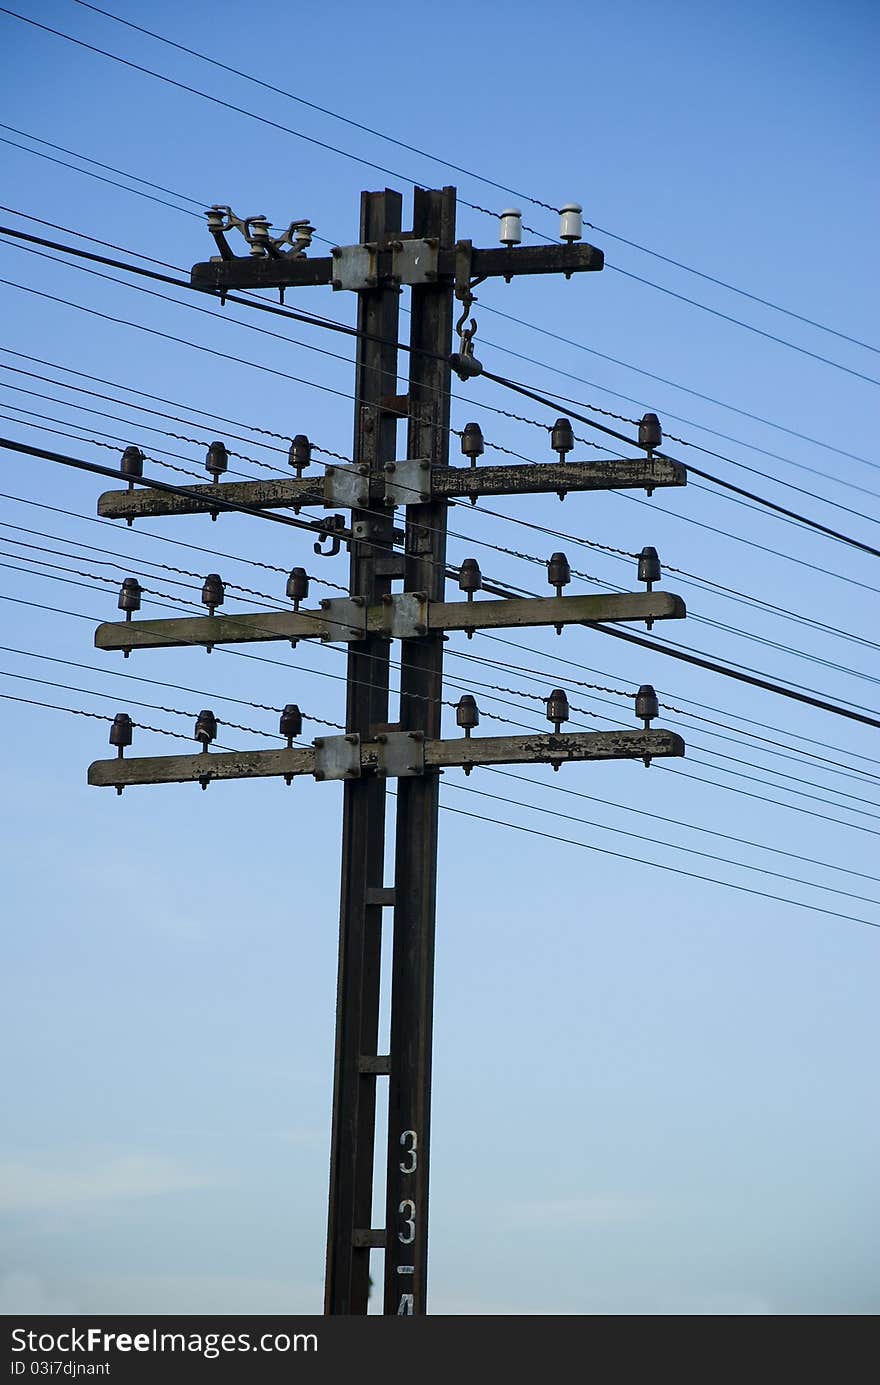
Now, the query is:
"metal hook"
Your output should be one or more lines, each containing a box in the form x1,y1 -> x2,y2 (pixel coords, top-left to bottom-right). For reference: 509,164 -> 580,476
311,514 -> 346,557
455,292 -> 478,351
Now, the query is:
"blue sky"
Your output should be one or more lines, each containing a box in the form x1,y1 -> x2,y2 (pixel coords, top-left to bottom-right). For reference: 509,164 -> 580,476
0,0 -> 878,1315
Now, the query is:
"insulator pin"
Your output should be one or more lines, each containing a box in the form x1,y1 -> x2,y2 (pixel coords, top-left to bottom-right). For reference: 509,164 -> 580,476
279,704 -> 303,745
120,445 -> 144,480
289,434 -> 312,476
286,566 -> 309,609
559,203 -> 583,242
499,209 -> 522,246
638,413 -> 662,454
547,551 -> 571,597
201,573 -> 225,614
205,440 -> 229,481
195,709 -> 217,746
546,688 -> 570,734
637,546 -> 661,589
109,712 -> 133,751
635,684 -> 659,727
456,694 -> 479,736
551,417 -> 574,461
460,422 -> 484,467
118,577 -> 142,618
458,558 -> 482,598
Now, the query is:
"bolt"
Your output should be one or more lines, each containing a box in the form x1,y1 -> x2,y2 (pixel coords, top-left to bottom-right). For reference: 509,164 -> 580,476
314,738 -> 325,749
320,599 -> 329,609
331,279 -> 342,291
385,462 -> 396,473
376,733 -> 388,744
414,623 -> 427,635
326,466 -> 335,476
331,247 -> 341,257
358,465 -> 369,476
357,493 -> 368,506
365,275 -> 378,287
314,770 -> 326,781
346,734 -> 358,745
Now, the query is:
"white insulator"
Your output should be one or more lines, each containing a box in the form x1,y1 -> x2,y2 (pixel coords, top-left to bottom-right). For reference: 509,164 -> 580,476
499,208 -> 522,246
559,203 -> 583,243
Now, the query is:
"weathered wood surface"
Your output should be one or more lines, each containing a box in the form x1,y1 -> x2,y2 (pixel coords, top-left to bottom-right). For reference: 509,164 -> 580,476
189,241 -> 604,294
88,729 -> 684,788
94,592 -> 686,652
96,457 -> 686,522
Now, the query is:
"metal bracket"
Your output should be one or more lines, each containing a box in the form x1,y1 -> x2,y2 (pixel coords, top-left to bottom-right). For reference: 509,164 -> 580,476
382,457 -> 432,508
313,734 -> 361,781
391,238 -> 439,286
324,464 -> 370,509
352,518 -> 404,544
310,514 -> 348,556
378,592 -> 429,640
330,243 -> 377,291
319,597 -> 367,641
374,731 -> 425,779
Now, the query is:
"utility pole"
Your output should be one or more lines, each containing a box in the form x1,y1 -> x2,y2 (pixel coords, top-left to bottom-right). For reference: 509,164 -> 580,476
325,188 -> 402,1315
383,185 -> 454,1314
87,185 -> 689,1315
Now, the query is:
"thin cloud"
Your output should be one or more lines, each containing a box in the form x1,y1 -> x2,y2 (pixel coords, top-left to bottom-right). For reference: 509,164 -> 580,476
0,1154 -> 222,1213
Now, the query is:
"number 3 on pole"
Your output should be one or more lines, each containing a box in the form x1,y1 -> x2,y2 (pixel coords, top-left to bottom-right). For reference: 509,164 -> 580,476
399,1130 -> 418,1174
398,1199 -> 416,1244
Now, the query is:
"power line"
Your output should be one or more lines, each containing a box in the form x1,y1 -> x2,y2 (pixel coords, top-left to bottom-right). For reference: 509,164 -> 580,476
7,432 -> 879,742
8,219 -> 880,566
8,536 -> 877,814
0,121 -> 206,210
434,797 -> 880,933
7,242 -> 880,601
442,777 -> 880,908
484,765 -> 880,886
5,481 -> 876,796
7,583 -> 878,840
5,548 -> 877,828
478,300 -> 878,472
54,2 -> 880,365
4,337 -> 877,673
4,342 -> 878,668
479,368 -> 880,561
4,189 -> 875,493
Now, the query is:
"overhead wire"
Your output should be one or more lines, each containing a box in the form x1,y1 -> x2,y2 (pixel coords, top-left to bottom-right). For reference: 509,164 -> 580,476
17,2 -> 880,379
5,583 -> 879,841
4,224 -> 879,586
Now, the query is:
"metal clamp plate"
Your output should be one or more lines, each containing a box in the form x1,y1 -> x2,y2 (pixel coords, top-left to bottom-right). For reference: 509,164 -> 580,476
378,592 -> 429,640
330,243 -> 377,292
382,457 -> 432,508
374,732 -> 425,778
324,464 -> 370,509
313,734 -> 361,781
319,597 -> 367,641
391,238 -> 439,286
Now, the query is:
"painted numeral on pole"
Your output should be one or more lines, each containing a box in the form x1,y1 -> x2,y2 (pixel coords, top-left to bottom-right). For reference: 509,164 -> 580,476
399,1130 -> 418,1174
398,1293 -> 414,1315
398,1199 -> 416,1244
